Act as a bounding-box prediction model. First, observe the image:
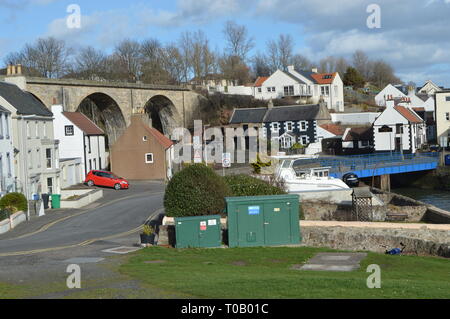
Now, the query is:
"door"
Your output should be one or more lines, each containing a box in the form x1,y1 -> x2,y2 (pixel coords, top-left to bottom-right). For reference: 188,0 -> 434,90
236,204 -> 265,247
263,202 -> 292,245
176,220 -> 199,248
395,137 -> 401,151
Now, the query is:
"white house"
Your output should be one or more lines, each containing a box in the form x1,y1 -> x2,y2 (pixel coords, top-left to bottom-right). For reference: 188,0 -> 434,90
373,97 -> 426,153
0,81 -> 61,199
435,90 -> 450,147
417,80 -> 442,96
375,84 -> 407,107
0,106 -> 15,194
52,105 -> 107,181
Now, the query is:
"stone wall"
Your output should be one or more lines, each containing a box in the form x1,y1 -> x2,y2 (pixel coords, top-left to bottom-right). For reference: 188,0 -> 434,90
301,223 -> 450,258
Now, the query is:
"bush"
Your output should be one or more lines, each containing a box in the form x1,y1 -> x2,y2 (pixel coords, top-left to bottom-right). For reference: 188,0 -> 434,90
0,193 -> 27,214
224,174 -> 287,197
164,164 -> 231,217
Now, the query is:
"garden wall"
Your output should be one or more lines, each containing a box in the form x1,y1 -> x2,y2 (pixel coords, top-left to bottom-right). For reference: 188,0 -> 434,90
0,211 -> 27,235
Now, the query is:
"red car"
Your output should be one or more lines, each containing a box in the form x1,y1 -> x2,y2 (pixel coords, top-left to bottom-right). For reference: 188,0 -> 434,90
85,170 -> 129,190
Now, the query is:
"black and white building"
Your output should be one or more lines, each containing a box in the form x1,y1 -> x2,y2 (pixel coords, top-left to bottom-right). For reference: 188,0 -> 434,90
229,102 -> 332,151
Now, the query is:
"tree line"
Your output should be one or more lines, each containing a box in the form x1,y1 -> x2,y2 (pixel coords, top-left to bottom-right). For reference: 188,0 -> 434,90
4,21 -> 400,89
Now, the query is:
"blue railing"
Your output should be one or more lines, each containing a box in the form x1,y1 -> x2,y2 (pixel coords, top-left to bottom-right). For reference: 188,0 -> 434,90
293,152 -> 440,177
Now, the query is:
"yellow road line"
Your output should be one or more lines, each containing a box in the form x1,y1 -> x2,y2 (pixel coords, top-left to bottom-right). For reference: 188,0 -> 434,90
0,208 -> 164,257
7,191 -> 164,241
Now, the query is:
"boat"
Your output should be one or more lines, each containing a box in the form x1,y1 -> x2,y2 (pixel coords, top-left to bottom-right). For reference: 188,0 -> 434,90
274,158 -> 350,193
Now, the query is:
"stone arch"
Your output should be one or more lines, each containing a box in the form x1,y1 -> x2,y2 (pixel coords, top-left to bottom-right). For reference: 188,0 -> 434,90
143,95 -> 183,136
27,92 -> 48,107
76,92 -> 127,148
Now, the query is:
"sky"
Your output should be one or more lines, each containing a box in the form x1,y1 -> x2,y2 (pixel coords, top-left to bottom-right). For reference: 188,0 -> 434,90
0,0 -> 450,87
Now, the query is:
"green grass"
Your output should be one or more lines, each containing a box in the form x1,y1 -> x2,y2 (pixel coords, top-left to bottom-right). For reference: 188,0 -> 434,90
120,246 -> 450,299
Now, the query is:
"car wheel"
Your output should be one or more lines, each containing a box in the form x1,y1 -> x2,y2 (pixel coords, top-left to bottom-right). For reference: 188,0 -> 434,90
87,180 -> 95,187
114,183 -> 121,190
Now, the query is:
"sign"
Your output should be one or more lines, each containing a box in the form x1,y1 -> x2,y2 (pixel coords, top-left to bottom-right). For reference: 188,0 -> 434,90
274,208 -> 281,212
208,219 -> 217,226
222,153 -> 231,168
248,206 -> 260,215
200,221 -> 207,231
194,149 -> 202,163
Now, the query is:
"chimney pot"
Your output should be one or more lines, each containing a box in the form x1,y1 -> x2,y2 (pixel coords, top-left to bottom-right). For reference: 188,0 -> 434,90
312,67 -> 318,73
6,65 -> 11,76
17,64 -> 22,75
10,65 -> 16,75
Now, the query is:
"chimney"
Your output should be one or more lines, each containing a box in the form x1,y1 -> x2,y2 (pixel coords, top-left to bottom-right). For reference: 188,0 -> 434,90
287,65 -> 295,73
312,67 -> 318,73
386,95 -> 395,108
6,65 -> 11,76
17,64 -> 22,75
268,99 -> 274,109
10,65 -> 16,75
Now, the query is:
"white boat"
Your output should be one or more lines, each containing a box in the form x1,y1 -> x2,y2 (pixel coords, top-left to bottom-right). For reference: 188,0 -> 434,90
275,158 -> 350,193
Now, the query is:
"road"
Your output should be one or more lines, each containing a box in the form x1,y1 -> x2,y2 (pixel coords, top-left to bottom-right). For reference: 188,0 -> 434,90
0,181 -> 174,299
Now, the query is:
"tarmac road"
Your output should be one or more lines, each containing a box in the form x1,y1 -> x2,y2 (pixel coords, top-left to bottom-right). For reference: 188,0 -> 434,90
0,180 -> 165,256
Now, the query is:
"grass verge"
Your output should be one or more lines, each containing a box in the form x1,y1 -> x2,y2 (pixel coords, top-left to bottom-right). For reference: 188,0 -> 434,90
120,246 -> 450,299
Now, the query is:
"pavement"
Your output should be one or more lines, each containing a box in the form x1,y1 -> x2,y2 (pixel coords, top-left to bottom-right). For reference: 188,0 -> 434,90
300,220 -> 450,230
0,180 -> 182,299
297,253 -> 368,272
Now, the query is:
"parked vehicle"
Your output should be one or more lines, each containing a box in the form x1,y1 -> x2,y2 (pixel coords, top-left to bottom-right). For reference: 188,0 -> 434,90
342,173 -> 360,188
85,170 -> 129,190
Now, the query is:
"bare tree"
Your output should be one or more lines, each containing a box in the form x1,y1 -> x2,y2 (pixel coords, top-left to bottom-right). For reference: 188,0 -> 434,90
266,34 -> 294,72
113,39 -> 142,82
223,21 -> 254,62
291,54 -> 312,71
5,37 -> 72,78
251,52 -> 271,77
73,46 -> 107,80
352,50 -> 370,80
335,57 -> 349,77
369,59 -> 400,88
319,56 -> 337,73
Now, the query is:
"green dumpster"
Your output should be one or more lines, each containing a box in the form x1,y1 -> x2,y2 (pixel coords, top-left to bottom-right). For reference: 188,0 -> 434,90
226,194 -> 301,248
175,215 -> 222,249
51,194 -> 61,209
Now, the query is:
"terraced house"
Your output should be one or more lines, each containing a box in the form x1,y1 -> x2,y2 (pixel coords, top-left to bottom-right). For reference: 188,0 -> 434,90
0,81 -> 60,199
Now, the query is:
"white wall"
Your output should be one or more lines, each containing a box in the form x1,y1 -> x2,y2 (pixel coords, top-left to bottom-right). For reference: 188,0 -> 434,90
331,112 -> 381,125
375,84 -> 406,107
0,111 -> 15,194
373,107 -> 409,152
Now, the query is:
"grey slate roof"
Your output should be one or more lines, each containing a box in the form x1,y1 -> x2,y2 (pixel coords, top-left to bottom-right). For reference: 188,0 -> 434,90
296,70 -> 316,83
263,104 -> 331,123
229,104 -> 331,124
283,70 -> 307,84
229,108 -> 268,124
0,81 -> 53,117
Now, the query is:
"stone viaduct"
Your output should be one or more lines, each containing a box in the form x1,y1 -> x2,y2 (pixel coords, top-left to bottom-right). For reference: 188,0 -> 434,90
3,76 -> 206,146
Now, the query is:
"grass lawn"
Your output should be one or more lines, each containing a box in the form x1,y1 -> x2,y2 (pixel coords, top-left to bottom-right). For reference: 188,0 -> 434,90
120,246 -> 450,299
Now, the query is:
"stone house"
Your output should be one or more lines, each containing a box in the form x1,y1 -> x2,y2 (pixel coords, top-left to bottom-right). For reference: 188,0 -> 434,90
110,114 -> 174,181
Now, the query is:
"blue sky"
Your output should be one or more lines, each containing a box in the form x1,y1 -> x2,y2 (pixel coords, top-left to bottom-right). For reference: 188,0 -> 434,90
1,0 -> 450,87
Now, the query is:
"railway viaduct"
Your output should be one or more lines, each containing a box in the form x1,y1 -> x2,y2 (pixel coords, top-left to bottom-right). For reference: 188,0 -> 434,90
3,75 -> 206,146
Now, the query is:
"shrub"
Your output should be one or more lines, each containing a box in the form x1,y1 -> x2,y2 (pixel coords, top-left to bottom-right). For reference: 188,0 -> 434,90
164,164 -> 231,217
224,174 -> 287,197
251,154 -> 272,174
0,193 -> 27,214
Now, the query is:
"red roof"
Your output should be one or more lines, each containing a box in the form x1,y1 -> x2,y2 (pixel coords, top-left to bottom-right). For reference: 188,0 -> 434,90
394,106 -> 423,124
62,112 -> 104,135
311,73 -> 337,84
254,76 -> 269,87
144,126 -> 173,149
320,123 -> 345,136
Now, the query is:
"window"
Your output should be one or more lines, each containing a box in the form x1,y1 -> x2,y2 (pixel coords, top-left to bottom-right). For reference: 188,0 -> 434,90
143,136 -> 148,142
87,136 -> 91,153
446,96 -> 450,102
5,114 -> 9,139
271,122 -> 280,132
89,159 -> 92,171
6,153 -> 11,177
267,87 -> 271,92
396,124 -> 404,134
28,150 -> 33,169
287,122 -> 293,131
299,121 -> 308,131
46,148 -> 52,169
321,86 -> 330,96
280,135 -> 293,149
145,153 -> 154,164
283,86 -> 294,96
300,136 -> 308,145
271,87 -> 276,92
65,125 -> 74,136
258,88 -> 262,93
35,121 -> 39,139
361,140 -> 370,147
99,157 -> 102,170
446,113 -> 450,121
47,178 -> 53,194
36,149 -> 41,168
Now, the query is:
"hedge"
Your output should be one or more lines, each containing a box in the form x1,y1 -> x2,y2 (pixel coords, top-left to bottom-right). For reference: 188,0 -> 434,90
224,174 -> 287,197
0,193 -> 28,214
164,164 -> 231,217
